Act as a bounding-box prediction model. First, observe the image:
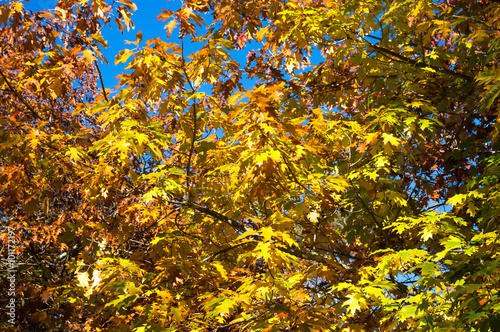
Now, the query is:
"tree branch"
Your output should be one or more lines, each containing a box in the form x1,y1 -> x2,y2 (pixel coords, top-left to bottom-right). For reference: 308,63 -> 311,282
0,68 -> 42,120
180,38 -> 198,201
93,60 -> 109,102
201,242 -> 250,262
167,200 -> 347,269
362,39 -> 473,81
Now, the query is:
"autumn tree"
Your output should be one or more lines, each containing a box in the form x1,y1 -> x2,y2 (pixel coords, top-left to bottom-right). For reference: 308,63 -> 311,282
1,0 -> 500,331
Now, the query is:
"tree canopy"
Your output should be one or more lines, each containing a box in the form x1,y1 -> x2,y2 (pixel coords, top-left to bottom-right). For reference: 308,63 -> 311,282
1,0 -> 500,331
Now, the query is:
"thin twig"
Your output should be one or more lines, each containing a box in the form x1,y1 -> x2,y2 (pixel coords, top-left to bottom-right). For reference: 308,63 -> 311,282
201,242 -> 251,262
93,60 -> 109,102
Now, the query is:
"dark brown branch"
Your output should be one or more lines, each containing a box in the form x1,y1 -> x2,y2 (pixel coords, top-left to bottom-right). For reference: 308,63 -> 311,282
93,60 -> 109,102
169,200 -> 247,233
201,242 -> 251,262
167,200 -> 347,269
0,68 -> 42,120
180,38 -> 198,201
364,40 -> 473,81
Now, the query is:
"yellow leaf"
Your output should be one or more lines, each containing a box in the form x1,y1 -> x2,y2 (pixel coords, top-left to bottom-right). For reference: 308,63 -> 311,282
66,147 -> 82,162
228,91 -> 246,106
364,132 -> 378,144
119,9 -> 134,31
115,49 -> 134,65
255,26 -> 268,42
255,242 -> 271,261
213,262 -> 228,281
374,155 -> 389,167
471,29 -> 490,43
467,201 -> 478,217
280,232 -> 299,248
268,149 -> 281,161
85,270 -> 102,297
81,49 -> 97,63
171,307 -> 183,322
11,1 -> 23,13
165,20 -> 177,38
260,227 -> 274,242
308,211 -> 320,223
344,293 -> 366,316
215,298 -> 236,316
420,226 -> 436,241
76,272 -> 89,288
382,133 -> 400,147
235,229 -> 257,242
447,194 -> 466,206
386,190 -> 407,207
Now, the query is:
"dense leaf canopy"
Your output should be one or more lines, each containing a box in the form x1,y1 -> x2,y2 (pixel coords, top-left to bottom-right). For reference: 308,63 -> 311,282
1,0 -> 500,331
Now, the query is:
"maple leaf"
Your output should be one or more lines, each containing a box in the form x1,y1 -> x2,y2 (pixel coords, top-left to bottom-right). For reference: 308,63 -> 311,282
260,226 -> 274,242
165,20 -> 177,38
76,272 -> 89,289
81,49 -> 97,63
40,291 -> 51,303
344,293 -> 366,316
307,211 -> 320,223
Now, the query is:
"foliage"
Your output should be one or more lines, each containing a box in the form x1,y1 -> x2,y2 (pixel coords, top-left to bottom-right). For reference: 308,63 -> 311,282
1,0 -> 500,331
